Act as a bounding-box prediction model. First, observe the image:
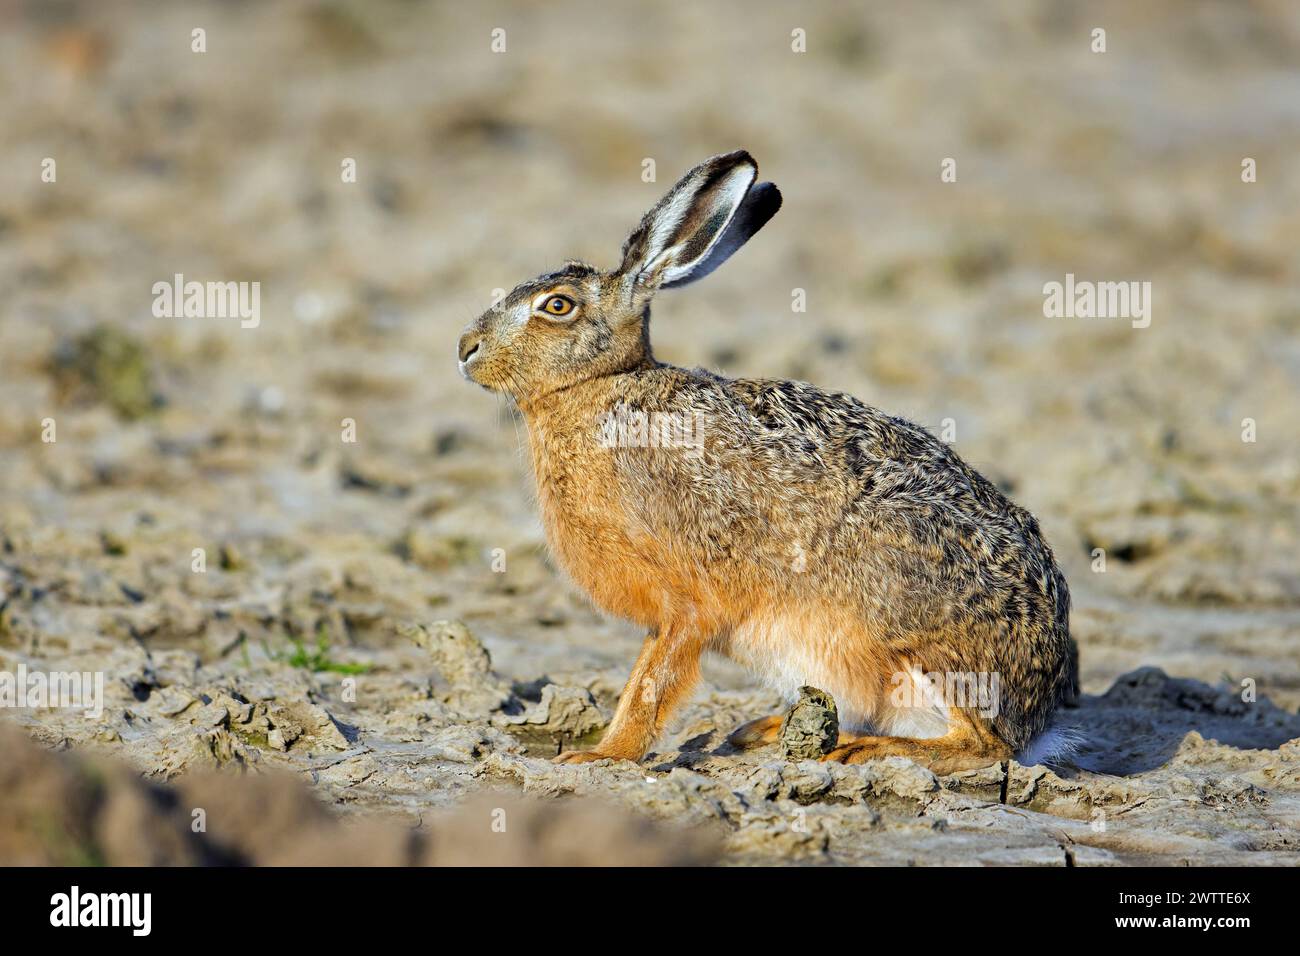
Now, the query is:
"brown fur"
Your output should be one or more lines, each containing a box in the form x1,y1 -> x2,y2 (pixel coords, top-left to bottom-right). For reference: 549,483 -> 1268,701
458,152 -> 1073,772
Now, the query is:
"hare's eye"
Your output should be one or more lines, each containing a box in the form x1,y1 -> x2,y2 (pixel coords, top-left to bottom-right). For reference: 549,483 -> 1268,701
542,295 -> 575,316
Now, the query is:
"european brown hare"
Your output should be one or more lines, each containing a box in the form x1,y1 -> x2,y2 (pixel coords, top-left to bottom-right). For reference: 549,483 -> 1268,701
458,151 -> 1075,773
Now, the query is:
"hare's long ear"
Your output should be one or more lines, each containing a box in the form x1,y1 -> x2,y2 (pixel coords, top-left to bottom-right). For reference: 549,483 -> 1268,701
618,150 -> 781,294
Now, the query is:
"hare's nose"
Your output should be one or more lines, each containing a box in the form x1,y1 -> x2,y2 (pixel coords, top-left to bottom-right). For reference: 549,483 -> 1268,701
458,332 -> 482,364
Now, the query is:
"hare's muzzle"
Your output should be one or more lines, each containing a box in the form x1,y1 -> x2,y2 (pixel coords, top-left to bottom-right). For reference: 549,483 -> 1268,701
457,331 -> 483,377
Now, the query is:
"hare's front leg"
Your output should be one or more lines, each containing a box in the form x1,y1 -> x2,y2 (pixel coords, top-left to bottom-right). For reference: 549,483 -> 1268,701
555,623 -> 704,764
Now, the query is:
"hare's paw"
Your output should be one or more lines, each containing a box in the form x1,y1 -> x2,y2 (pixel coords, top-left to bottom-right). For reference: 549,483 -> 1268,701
821,737 -> 884,764
726,714 -> 783,750
553,749 -> 617,765
820,732 -> 1008,774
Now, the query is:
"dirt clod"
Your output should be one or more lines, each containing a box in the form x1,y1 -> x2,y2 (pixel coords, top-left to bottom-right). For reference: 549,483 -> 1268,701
781,686 -> 840,759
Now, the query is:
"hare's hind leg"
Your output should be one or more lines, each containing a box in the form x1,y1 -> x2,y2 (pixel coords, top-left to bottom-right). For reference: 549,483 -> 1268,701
823,712 -> 1010,775
726,714 -> 783,749
727,714 -> 865,750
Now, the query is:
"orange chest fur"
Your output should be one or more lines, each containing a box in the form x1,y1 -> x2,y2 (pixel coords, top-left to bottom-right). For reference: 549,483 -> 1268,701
526,419 -> 676,627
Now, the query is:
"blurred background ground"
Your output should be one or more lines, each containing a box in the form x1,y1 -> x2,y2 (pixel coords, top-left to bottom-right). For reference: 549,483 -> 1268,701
0,0 -> 1298,864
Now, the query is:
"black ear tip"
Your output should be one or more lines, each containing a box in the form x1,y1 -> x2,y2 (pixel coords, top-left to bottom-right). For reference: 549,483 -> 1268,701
747,181 -> 783,227
752,180 -> 781,207
712,149 -> 757,173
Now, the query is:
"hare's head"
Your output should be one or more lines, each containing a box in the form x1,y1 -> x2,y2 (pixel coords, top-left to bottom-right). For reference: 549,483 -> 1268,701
457,150 -> 780,401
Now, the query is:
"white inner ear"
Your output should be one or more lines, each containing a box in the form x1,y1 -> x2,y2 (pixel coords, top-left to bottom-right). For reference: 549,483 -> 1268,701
651,165 -> 755,285
640,244 -> 681,283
